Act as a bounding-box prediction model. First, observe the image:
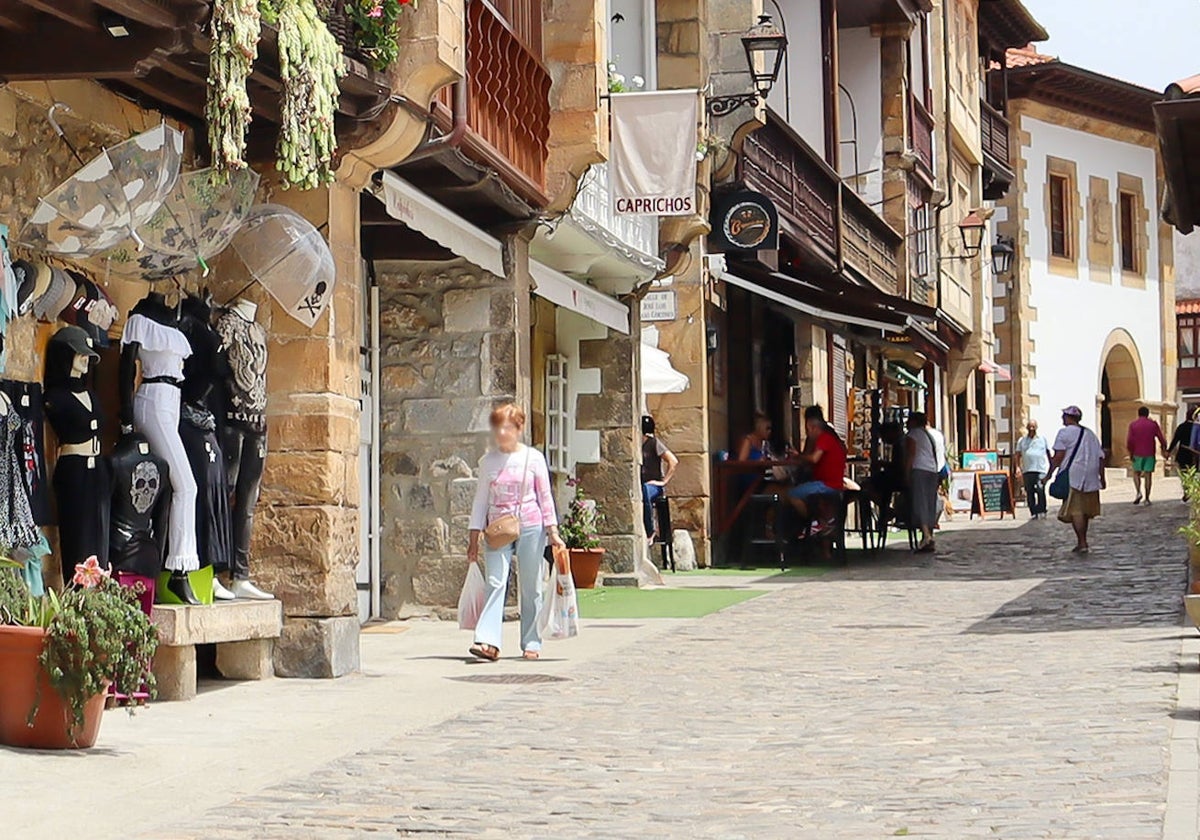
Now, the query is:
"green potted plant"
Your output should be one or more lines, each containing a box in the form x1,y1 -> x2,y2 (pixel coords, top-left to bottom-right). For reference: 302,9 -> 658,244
560,479 -> 605,589
0,557 -> 158,749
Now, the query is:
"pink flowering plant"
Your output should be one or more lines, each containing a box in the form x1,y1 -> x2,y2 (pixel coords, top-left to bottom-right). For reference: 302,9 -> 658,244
0,556 -> 158,738
346,0 -> 416,71
559,479 -> 603,550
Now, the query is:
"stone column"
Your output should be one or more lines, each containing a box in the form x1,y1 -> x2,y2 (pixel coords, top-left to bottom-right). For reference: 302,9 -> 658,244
576,316 -> 643,574
248,180 -> 363,678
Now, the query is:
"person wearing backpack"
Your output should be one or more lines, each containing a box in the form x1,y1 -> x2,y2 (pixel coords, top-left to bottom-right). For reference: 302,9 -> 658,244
1047,405 -> 1106,554
904,411 -> 946,553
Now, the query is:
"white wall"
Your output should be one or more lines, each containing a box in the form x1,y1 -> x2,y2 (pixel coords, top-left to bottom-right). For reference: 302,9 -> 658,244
767,0 -> 825,154
556,309 -> 605,472
1020,115 -> 1164,432
1176,229 -> 1200,298
837,27 -> 883,207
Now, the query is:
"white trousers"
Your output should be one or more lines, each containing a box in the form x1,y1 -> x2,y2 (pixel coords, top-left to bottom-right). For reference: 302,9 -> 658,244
134,382 -> 199,571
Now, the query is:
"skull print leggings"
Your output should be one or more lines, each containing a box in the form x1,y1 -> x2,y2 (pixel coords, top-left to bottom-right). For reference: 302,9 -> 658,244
222,425 -> 266,582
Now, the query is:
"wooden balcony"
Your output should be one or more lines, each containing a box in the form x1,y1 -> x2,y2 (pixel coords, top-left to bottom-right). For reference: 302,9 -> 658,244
908,94 -> 935,180
981,99 -> 1015,199
741,113 -> 839,270
434,0 -> 551,207
842,187 -> 901,294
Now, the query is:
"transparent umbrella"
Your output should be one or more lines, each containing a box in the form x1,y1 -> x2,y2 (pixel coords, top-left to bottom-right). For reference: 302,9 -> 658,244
99,167 -> 260,281
18,121 -> 184,259
230,204 -> 335,328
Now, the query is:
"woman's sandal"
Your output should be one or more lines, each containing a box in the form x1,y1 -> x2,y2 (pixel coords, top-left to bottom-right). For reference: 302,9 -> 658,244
522,650 -> 540,661
469,644 -> 499,661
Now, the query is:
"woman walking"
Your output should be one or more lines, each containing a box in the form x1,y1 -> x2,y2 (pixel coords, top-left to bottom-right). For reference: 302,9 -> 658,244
467,403 -> 564,661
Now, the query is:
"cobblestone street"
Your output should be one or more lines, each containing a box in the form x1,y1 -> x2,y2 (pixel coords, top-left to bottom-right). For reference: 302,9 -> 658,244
148,485 -> 1196,840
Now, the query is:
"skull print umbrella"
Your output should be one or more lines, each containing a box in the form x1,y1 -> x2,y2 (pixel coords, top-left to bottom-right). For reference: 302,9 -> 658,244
230,204 -> 335,328
98,167 -> 260,281
18,121 -> 185,259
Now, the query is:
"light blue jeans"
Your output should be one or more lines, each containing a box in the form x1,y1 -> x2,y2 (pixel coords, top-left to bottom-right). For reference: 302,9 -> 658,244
475,526 -> 547,653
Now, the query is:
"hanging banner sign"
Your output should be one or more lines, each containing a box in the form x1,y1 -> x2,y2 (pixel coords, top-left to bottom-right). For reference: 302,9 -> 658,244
610,90 -> 699,216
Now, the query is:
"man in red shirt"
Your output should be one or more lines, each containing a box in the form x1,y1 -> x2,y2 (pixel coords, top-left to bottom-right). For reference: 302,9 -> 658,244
788,405 -> 846,530
1126,406 -> 1167,505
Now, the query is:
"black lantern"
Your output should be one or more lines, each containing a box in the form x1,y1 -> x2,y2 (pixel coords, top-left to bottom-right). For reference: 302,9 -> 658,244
706,15 -> 788,117
991,235 -> 1015,276
743,15 -> 787,96
957,210 -> 986,257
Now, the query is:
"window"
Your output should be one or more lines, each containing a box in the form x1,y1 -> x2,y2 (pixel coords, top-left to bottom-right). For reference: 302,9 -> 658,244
1119,191 -> 1138,272
1182,316 -> 1199,369
910,202 -> 930,279
545,354 -> 570,473
1049,174 -> 1070,258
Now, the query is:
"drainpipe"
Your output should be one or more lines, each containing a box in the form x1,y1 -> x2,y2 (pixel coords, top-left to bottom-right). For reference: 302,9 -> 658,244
400,77 -> 469,164
931,0 -> 955,314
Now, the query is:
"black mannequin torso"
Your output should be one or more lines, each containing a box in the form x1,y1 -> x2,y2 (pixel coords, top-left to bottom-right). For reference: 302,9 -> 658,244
107,432 -> 171,577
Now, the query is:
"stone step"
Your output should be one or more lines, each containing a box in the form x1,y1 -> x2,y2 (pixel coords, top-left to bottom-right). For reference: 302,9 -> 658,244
152,599 -> 283,646
601,574 -> 640,588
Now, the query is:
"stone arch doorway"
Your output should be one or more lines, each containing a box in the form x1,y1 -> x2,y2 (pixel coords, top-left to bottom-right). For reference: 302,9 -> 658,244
1097,330 -> 1144,463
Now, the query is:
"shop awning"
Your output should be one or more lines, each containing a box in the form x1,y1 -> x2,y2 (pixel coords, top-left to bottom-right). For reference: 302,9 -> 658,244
886,363 -> 927,391
722,269 -> 909,333
375,170 -> 505,276
979,359 -> 1012,380
529,261 -> 630,334
375,170 -> 629,334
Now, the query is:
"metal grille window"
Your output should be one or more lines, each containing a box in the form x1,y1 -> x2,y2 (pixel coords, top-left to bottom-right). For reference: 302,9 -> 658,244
545,354 -> 570,473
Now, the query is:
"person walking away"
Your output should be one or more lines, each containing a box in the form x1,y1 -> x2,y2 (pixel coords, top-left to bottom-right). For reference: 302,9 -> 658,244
1126,406 -> 1167,505
1016,419 -> 1052,518
1048,405 -> 1105,554
1168,406 -> 1200,500
467,403 -> 564,661
904,412 -> 945,553
641,415 -> 678,545
786,405 -> 847,536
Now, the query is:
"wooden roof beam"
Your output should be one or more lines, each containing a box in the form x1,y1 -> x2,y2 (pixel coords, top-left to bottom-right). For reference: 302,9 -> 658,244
0,27 -> 181,80
0,6 -> 37,32
22,0 -> 98,30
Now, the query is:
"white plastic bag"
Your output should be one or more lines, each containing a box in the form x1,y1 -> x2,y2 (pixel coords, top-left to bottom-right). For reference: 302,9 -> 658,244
537,564 -> 580,641
458,563 -> 486,631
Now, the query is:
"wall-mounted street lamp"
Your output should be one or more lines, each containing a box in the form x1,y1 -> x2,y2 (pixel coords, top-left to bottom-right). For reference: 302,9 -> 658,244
937,211 -> 988,262
991,235 -> 1015,276
706,15 -> 787,118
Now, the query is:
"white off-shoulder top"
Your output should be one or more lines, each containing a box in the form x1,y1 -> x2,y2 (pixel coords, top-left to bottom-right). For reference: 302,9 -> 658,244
120,313 -> 192,380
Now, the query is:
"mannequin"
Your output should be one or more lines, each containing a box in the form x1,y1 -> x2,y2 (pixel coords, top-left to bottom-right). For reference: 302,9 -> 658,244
215,298 -> 273,600
178,292 -> 235,601
44,326 -> 110,579
120,291 -> 200,605
106,431 -> 171,577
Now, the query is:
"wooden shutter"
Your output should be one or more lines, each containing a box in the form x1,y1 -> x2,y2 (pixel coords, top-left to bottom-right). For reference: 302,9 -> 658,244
830,336 -> 848,438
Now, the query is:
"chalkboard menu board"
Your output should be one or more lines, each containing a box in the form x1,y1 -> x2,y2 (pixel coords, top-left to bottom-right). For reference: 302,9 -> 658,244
972,471 -> 1015,519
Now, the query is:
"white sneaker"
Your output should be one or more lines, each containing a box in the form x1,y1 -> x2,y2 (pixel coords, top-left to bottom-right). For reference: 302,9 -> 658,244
212,578 -> 236,601
230,579 -> 275,600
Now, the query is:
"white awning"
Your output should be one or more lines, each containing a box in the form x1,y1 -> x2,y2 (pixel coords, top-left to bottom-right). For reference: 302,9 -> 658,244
722,271 -> 905,333
641,341 -> 689,394
529,260 -> 630,334
375,170 -> 504,276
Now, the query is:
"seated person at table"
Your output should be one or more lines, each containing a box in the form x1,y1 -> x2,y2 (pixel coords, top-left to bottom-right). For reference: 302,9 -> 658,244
737,412 -> 774,461
787,405 -> 846,532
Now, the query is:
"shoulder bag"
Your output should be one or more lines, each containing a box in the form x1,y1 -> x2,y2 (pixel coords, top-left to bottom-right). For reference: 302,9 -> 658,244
483,447 -> 532,549
923,429 -> 950,481
1048,428 -> 1085,500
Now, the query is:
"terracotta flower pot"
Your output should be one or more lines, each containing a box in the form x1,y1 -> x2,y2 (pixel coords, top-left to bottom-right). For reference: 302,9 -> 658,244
568,548 -> 605,589
0,626 -> 107,750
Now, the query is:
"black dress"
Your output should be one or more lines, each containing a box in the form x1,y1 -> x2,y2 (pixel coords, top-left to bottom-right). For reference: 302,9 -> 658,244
178,295 -> 234,572
44,384 -> 110,572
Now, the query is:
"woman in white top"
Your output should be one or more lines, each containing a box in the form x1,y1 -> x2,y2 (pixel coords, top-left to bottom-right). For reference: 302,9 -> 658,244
467,403 -> 563,661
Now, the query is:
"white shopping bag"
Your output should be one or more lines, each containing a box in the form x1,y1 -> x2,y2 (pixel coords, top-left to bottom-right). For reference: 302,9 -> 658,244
458,563 -> 486,631
537,555 -> 580,641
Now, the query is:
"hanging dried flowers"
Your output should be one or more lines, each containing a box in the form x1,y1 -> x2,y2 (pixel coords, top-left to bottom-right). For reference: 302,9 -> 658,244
207,0 -> 262,171
275,0 -> 346,189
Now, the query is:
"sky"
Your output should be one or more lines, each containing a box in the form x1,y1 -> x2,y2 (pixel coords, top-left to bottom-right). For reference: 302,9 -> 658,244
1022,0 -> 1200,91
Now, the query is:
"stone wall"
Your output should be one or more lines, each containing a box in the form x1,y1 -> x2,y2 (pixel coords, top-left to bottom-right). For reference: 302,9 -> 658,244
376,257 -> 523,615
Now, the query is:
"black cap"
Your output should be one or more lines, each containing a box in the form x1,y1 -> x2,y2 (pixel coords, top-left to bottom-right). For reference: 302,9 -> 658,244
12,260 -> 36,316
49,324 -> 100,360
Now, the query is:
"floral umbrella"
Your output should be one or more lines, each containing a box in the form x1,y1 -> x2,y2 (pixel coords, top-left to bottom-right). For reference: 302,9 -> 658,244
18,122 -> 184,259
230,204 -> 335,328
98,167 -> 260,281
